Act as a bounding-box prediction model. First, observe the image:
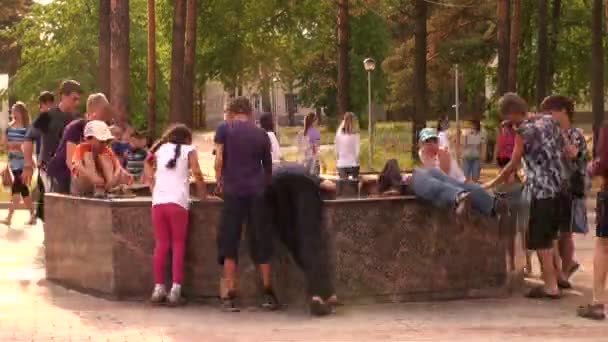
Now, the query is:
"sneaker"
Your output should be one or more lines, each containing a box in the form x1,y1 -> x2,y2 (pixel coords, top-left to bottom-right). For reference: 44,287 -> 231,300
150,284 -> 167,304
454,192 -> 471,217
261,287 -> 279,311
309,297 -> 332,317
167,284 -> 185,307
221,290 -> 240,312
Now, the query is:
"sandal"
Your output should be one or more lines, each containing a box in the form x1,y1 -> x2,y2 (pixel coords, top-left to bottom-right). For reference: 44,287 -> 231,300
558,278 -> 572,289
327,294 -> 343,307
577,304 -> 606,320
525,286 -> 561,299
309,297 -> 332,317
564,262 -> 581,281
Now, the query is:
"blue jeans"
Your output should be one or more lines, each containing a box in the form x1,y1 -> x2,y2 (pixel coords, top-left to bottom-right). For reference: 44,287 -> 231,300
463,157 -> 481,180
410,168 -> 495,216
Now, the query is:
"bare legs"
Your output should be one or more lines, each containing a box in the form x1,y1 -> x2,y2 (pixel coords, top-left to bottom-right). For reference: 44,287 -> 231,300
593,238 -> 608,305
537,247 -> 560,295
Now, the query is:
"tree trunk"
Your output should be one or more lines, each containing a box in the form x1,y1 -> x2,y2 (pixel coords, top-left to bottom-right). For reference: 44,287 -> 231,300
169,0 -> 186,123
536,0 -> 549,107
147,0 -> 156,142
592,0 -> 605,157
99,0 -> 111,97
412,0 -> 427,161
182,0 -> 197,128
497,0 -> 510,96
507,0 -> 520,92
110,0 -> 130,125
337,0 -> 350,117
547,0 -> 561,94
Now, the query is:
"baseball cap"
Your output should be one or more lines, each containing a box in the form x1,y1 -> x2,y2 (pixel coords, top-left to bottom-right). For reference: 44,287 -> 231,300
419,128 -> 438,142
84,120 -> 114,141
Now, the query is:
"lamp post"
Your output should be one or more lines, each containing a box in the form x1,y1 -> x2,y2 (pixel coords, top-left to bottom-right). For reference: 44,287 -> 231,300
363,58 -> 376,170
272,76 -> 280,134
453,64 -> 461,161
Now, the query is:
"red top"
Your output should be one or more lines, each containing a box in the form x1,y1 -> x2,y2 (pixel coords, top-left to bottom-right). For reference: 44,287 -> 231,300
496,127 -> 516,159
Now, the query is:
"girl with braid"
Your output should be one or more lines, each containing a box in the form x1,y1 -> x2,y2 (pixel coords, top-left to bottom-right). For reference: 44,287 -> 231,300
144,124 -> 210,306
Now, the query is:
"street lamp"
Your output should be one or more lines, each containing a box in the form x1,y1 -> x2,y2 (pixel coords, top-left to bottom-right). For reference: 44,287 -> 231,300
363,58 -> 376,170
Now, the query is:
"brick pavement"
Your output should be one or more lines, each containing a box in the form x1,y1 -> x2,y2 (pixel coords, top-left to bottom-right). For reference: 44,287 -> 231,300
1,202 -> 608,341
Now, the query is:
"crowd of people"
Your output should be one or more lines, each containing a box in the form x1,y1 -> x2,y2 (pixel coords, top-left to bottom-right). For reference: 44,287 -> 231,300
4,79 -> 608,320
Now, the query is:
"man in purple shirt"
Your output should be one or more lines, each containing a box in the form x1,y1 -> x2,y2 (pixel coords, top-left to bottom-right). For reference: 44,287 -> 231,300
47,93 -> 114,194
214,96 -> 276,312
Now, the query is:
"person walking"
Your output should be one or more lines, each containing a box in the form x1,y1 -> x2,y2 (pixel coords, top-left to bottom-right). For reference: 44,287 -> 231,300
462,120 -> 486,183
485,93 -> 567,299
214,97 -> 277,312
259,113 -> 282,165
298,112 -> 321,176
144,124 -> 210,306
1,102 -> 36,226
335,112 -> 360,179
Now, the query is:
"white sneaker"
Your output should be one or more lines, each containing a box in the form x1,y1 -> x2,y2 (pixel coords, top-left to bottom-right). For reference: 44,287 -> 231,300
167,284 -> 184,306
150,284 -> 167,304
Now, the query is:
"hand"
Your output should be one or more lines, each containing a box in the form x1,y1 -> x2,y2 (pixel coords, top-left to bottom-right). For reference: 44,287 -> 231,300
22,165 -> 34,185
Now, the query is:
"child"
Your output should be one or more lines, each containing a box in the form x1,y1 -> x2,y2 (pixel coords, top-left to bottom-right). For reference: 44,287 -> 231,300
110,125 -> 130,167
144,124 -> 208,306
70,121 -> 130,197
126,131 -> 148,182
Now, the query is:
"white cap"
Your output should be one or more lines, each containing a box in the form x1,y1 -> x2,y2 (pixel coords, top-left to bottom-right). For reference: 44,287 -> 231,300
84,120 -> 114,141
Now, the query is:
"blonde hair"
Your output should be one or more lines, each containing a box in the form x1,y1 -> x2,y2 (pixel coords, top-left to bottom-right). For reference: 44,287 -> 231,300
86,93 -> 109,114
11,101 -> 30,126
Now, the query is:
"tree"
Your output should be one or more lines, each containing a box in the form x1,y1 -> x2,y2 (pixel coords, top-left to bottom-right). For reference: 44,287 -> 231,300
592,0 -> 604,156
536,0 -> 549,107
412,0 -> 427,160
337,0 -> 350,116
182,0 -> 197,128
546,0 -> 561,93
99,0 -> 111,97
169,0 -> 186,123
497,0 -> 510,95
508,0 -> 520,92
110,0 -> 130,125
147,0 -> 156,141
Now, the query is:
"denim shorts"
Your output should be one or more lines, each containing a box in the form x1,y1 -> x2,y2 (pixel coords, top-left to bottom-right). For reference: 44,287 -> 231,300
463,157 -> 481,180
596,192 -> 608,238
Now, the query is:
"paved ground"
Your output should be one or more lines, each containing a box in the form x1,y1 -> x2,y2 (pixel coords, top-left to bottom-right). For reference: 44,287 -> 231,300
0,203 -> 608,341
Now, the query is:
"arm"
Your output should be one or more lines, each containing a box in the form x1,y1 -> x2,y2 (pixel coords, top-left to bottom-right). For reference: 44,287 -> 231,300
484,134 -> 524,188
438,149 -> 451,175
65,142 -> 77,171
188,149 -> 207,199
214,143 -> 224,181
143,154 -> 156,191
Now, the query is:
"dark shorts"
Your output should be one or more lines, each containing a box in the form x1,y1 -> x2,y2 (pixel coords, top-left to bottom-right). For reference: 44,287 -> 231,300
596,192 -> 608,238
50,176 -> 71,195
10,170 -> 29,197
528,197 -> 560,250
217,193 -> 273,265
496,157 -> 511,168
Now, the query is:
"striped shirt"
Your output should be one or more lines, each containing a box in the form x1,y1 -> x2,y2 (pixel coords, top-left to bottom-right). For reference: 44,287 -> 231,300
126,148 -> 148,178
6,126 -> 28,171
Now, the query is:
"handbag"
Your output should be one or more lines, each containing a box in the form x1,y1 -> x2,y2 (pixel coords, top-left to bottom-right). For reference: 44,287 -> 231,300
570,197 -> 588,234
1,168 -> 13,188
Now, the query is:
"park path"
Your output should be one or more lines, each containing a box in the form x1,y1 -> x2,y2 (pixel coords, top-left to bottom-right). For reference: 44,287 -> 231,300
0,199 -> 607,341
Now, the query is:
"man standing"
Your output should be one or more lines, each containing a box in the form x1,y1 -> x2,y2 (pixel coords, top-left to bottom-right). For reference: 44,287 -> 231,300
214,96 -> 276,312
578,127 -> 608,320
485,93 -> 567,299
47,93 -> 115,194
22,80 -> 82,218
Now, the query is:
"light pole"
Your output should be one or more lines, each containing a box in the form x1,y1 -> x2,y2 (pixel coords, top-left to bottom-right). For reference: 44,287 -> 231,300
272,76 -> 280,134
453,64 -> 461,161
364,58 -> 376,170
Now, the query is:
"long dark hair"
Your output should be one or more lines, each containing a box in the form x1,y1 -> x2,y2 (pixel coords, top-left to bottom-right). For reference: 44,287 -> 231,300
259,112 -> 275,133
150,123 -> 193,169
378,159 -> 402,193
303,112 -> 317,136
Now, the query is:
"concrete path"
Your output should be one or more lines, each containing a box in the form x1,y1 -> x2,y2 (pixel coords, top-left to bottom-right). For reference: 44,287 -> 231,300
0,201 -> 607,341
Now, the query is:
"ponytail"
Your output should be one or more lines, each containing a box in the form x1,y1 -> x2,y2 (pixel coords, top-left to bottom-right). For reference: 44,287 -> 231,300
166,144 -> 181,169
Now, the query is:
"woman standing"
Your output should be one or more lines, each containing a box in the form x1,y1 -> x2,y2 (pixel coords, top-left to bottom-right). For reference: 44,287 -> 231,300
1,102 -> 36,226
462,120 -> 486,183
144,124 -> 210,306
335,112 -> 360,179
259,113 -> 282,165
299,112 -> 321,176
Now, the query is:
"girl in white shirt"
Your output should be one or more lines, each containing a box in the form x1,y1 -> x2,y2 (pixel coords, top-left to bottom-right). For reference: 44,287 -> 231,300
144,124 -> 209,306
335,112 -> 360,179
259,113 -> 282,164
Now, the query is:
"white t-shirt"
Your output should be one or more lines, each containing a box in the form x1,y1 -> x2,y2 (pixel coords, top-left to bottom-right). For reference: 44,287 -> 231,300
438,131 -> 450,151
267,131 -> 282,164
335,132 -> 360,168
418,149 -> 466,183
463,129 -> 486,159
152,143 -> 197,209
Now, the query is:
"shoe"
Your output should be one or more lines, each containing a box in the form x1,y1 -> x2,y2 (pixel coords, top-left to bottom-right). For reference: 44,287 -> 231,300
309,297 -> 332,317
454,192 -> 471,217
150,284 -> 167,304
221,290 -> 240,312
261,287 -> 279,311
577,304 -> 606,320
167,284 -> 185,307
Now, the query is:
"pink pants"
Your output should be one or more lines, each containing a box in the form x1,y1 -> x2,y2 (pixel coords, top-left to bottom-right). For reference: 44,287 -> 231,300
152,203 -> 189,284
